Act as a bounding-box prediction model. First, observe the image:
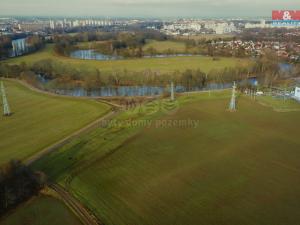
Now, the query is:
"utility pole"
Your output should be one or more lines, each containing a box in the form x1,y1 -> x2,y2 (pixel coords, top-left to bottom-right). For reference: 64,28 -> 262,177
284,87 -> 287,103
1,81 -> 11,116
170,81 -> 175,101
228,81 -> 236,112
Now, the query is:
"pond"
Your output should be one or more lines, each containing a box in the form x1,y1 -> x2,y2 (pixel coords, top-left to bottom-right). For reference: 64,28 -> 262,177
69,50 -> 121,60
69,49 -> 202,61
279,63 -> 294,73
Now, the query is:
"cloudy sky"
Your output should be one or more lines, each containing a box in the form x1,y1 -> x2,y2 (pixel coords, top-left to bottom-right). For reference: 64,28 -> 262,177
1,0 -> 300,18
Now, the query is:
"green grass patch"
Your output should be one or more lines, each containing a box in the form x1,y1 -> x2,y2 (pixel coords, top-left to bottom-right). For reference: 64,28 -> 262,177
178,34 -> 235,41
143,40 -> 186,53
256,95 -> 300,112
0,196 -> 82,225
34,91 -> 300,225
0,80 -> 110,165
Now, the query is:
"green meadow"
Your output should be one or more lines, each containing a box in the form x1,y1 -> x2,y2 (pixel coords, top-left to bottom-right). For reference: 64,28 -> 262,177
5,44 -> 249,73
177,34 -> 235,41
143,40 -> 187,53
0,196 -> 82,225
33,91 -> 300,225
256,95 -> 300,112
0,80 -> 110,166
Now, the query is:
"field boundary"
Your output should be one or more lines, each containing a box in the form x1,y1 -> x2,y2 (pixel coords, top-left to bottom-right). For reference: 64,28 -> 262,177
24,110 -> 118,165
253,96 -> 300,113
49,183 -> 101,225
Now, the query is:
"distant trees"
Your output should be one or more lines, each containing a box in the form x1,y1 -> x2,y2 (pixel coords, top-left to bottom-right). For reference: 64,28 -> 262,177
239,28 -> 300,43
293,64 -> 300,78
32,59 -> 54,78
0,160 -> 46,216
0,36 -> 12,59
53,35 -> 76,55
52,31 -> 167,58
26,36 -> 45,52
0,63 -> 23,78
144,47 -> 157,56
180,69 -> 207,91
252,49 -> 281,86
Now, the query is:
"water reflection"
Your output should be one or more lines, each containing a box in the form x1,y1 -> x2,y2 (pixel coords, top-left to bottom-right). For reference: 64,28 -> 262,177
70,50 -> 121,60
70,49 -> 202,61
279,63 -> 293,73
50,83 -> 233,97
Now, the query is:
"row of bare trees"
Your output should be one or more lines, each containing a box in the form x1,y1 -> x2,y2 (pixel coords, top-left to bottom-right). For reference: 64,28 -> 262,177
0,161 -> 46,217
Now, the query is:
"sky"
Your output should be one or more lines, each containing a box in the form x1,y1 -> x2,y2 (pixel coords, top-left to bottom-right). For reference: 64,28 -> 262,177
1,0 -> 300,18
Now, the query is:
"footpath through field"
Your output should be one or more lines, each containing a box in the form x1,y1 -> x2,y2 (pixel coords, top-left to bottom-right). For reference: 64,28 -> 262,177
4,79 -> 123,225
24,110 -> 119,165
6,78 -> 122,108
49,183 -> 102,225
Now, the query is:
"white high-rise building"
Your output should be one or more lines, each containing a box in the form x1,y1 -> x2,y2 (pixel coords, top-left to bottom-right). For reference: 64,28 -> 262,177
73,20 -> 79,27
49,20 -> 55,29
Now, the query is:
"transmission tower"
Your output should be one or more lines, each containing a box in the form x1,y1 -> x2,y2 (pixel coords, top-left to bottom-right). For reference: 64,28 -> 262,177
1,81 -> 11,116
228,81 -> 237,112
170,81 -> 175,101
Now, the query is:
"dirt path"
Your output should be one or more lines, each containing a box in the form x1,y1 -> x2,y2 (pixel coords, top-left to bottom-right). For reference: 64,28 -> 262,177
49,183 -> 102,225
0,79 -> 118,224
24,110 -> 119,165
2,78 -> 121,165
3,78 -> 122,109
2,78 -> 121,224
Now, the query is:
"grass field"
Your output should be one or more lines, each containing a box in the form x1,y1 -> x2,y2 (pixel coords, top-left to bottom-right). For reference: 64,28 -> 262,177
0,80 -> 110,166
0,196 -> 82,225
177,34 -> 235,41
33,92 -> 300,225
143,40 -> 187,53
5,44 -> 249,73
256,95 -> 300,112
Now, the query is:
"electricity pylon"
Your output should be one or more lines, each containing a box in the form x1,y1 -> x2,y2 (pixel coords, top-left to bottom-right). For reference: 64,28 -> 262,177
1,81 -> 11,116
228,81 -> 236,112
170,81 -> 175,101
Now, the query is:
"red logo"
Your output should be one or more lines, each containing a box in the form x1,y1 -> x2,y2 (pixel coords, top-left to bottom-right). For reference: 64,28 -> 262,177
272,10 -> 300,20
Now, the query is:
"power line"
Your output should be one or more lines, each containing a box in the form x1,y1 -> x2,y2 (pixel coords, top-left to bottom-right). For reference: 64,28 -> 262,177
1,81 -> 11,116
170,81 -> 175,101
228,81 -> 236,112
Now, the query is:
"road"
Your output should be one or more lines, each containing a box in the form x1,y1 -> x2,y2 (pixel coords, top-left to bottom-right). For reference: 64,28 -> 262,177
28,110 -> 120,225
49,183 -> 102,225
24,109 -> 120,225
24,110 -> 119,165
5,78 -> 122,108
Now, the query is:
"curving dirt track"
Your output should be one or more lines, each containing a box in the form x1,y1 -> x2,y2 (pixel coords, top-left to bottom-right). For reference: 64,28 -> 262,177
49,183 -> 102,225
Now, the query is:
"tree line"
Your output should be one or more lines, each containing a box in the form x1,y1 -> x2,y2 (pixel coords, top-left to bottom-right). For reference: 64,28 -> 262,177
0,58 -> 255,90
53,30 -> 168,58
